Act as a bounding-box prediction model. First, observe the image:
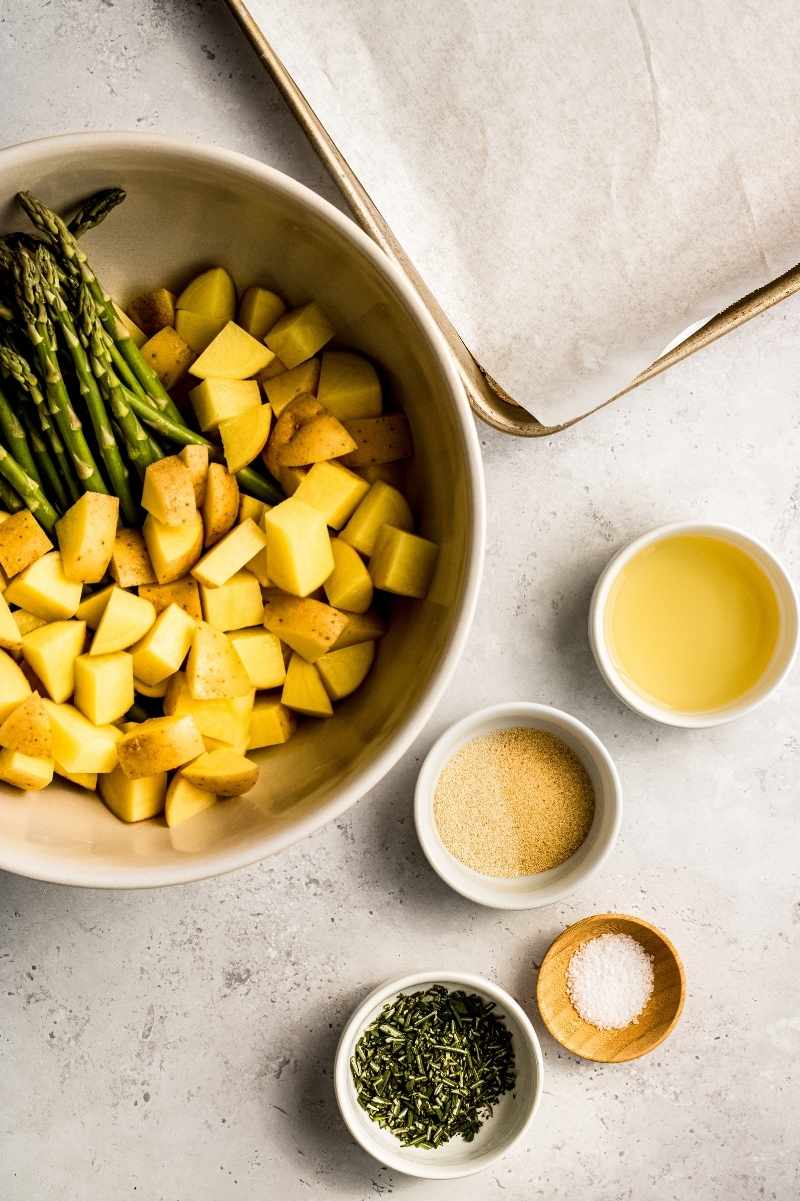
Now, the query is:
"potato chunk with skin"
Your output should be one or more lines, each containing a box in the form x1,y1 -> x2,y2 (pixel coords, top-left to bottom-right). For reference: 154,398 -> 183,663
55,493 -> 118,583
331,609 -> 387,649
22,620 -> 87,703
220,404 -> 272,474
262,358 -> 321,416
190,378 -> 261,433
177,267 -> 236,326
142,456 -> 197,527
263,498 -> 333,598
340,481 -> 413,557
262,591 -> 347,663
0,748 -> 53,791
117,714 -> 204,779
294,461 -> 369,529
43,701 -> 121,774
138,577 -> 202,622
91,587 -> 156,655
110,528 -> 155,587
189,321 -> 275,380
323,540 -> 373,614
165,774 -> 217,828
179,444 -> 210,507
229,629 -> 285,690
74,652 -> 134,725
0,650 -> 32,721
370,526 -> 439,598
269,397 -> 357,468
317,640 -> 375,700
239,286 -> 286,340
0,511 -> 52,578
131,602 -> 196,685
143,511 -> 204,584
0,591 -> 21,651
203,464 -> 239,548
0,693 -> 52,758
100,763 -> 167,823
282,653 -> 332,717
248,696 -> 296,749
200,572 -> 263,632
265,302 -> 334,369
192,519 -> 267,588
141,326 -> 194,389
187,623 -> 252,700
318,351 -> 382,421
165,673 -> 253,749
127,288 -> 176,336
341,414 -> 413,467
5,552 -> 82,620
180,747 -> 259,797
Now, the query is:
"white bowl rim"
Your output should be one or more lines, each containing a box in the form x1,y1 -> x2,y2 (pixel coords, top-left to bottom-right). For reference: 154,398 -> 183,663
588,520 -> 799,728
414,701 -> 623,909
0,131 -> 486,888
333,968 -> 544,1179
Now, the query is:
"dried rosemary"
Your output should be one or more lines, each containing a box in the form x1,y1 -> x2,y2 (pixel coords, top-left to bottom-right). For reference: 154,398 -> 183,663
349,985 -> 516,1148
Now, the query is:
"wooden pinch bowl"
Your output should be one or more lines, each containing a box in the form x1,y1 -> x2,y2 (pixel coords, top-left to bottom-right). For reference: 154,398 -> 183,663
536,913 -> 685,1063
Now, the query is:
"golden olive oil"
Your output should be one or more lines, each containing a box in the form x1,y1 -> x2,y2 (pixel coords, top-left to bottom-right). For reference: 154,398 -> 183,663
605,534 -> 780,712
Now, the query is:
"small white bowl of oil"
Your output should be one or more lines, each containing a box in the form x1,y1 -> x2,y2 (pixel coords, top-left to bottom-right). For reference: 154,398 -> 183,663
589,522 -> 798,728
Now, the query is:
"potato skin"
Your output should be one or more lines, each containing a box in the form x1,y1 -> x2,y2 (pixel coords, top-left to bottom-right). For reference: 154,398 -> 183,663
202,464 -> 239,548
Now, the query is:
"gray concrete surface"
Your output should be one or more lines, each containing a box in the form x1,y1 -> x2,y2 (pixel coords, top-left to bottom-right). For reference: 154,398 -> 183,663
2,2 -> 799,1198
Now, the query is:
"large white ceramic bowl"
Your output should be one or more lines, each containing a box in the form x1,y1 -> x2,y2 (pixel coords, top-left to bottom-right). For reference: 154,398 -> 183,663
0,133 -> 484,887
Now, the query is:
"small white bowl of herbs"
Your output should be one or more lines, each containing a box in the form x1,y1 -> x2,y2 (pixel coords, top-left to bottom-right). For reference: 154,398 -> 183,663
334,970 -> 543,1179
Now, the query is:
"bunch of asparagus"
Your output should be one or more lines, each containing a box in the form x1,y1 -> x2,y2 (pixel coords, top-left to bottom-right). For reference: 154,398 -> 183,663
0,189 -> 280,533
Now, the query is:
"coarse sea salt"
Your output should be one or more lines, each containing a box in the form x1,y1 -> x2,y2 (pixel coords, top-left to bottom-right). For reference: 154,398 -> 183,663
566,932 -> 654,1030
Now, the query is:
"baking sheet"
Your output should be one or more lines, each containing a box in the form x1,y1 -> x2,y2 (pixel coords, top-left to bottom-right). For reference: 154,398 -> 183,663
240,0 -> 800,425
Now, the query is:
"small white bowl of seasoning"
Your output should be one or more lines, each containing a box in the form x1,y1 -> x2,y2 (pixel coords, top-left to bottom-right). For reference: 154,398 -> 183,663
414,703 -> 622,909
334,969 -> 544,1179
589,521 -> 799,727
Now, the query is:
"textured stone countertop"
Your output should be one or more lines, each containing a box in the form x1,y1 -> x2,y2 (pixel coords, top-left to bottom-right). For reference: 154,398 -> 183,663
2,4 -> 798,1199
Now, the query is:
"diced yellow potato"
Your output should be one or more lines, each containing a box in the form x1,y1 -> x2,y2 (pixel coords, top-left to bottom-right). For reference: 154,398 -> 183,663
130,603 -> 196,684
142,456 -> 196,526
56,493 -> 119,584
248,696 -> 296,749
5,552 -> 82,620
186,623 -> 252,700
323,540 -> 373,614
294,461 -> 369,529
189,377 -> 261,432
358,461 -> 407,490
75,585 -> 113,629
91,587 -> 156,655
244,548 -> 270,588
200,572 -> 263,632
265,302 -> 334,369
0,748 -> 53,791
281,653 -> 332,717
180,747 -> 259,797
262,358 -> 321,416
143,511 -> 204,584
189,321 -> 274,380
117,714 -> 204,779
202,464 -> 239,549
370,526 -> 439,598
342,414 -> 413,467
22,620 -> 87,703
340,481 -> 413,557
238,495 -> 267,526
229,628 -> 285,689
134,676 -> 168,699
332,609 -> 387,649
165,774 -> 217,827
257,355 -> 287,383
274,466 -> 307,496
141,326 -> 194,389
13,610 -> 47,638
219,404 -> 272,474
175,308 -> 226,354
238,286 -> 286,340
165,672 -> 253,749
138,577 -> 203,622
263,498 -> 333,598
74,652 -> 134,725
0,650 -> 32,720
113,302 -> 147,347
0,591 -> 21,651
0,693 -> 52,758
193,519 -> 267,588
127,288 -> 177,336
317,640 -> 376,700
0,511 -> 52,578
177,267 -> 236,325
179,444 -> 210,507
318,351 -> 382,420
262,591 -> 347,662
269,396 -> 357,468
110,528 -> 155,587
43,701 -> 121,774
54,761 -> 97,791
100,764 -> 167,822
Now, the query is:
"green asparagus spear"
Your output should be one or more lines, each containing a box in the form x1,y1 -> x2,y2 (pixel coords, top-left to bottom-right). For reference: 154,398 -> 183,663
0,443 -> 57,530
36,248 -> 137,523
67,188 -> 126,238
0,475 -> 23,513
0,343 -> 76,506
0,378 -> 42,486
